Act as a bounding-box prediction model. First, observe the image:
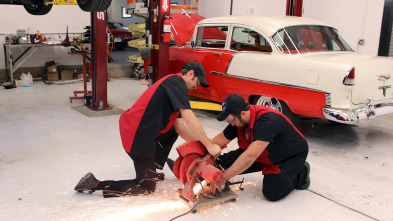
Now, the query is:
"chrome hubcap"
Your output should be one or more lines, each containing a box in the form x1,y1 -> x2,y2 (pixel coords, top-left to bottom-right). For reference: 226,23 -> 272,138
255,96 -> 283,112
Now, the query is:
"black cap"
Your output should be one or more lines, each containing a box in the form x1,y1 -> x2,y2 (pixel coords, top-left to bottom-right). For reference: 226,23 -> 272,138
217,94 -> 249,121
183,62 -> 209,87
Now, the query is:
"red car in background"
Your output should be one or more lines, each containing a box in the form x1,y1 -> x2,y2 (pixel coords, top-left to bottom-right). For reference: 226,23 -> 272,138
108,21 -> 133,50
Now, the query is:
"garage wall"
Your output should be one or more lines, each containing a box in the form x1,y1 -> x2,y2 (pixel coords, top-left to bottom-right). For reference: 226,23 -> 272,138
0,5 -> 90,70
199,0 -> 286,18
303,0 -> 385,55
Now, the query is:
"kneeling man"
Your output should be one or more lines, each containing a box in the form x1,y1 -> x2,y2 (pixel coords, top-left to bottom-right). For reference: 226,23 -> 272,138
213,94 -> 310,201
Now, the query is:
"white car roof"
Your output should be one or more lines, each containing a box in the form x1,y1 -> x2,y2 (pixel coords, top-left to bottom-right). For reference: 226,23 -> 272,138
198,15 -> 332,36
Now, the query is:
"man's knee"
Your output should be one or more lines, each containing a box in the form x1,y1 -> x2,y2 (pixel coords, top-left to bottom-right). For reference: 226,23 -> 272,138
262,188 -> 286,202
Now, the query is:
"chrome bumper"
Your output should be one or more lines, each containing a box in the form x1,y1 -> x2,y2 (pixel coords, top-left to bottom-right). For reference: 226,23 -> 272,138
322,97 -> 393,124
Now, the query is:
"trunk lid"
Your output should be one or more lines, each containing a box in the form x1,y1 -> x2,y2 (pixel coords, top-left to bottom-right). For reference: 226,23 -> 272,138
302,52 -> 393,105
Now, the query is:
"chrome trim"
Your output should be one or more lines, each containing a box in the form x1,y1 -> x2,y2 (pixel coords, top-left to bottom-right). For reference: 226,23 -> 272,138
214,72 -> 328,94
322,97 -> 393,124
325,93 -> 331,107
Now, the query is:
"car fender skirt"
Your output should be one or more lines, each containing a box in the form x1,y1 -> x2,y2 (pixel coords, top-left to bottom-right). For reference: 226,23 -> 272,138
323,98 -> 393,124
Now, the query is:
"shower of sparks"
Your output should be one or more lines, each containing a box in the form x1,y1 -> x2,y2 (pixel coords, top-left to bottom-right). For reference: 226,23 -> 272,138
100,201 -> 186,220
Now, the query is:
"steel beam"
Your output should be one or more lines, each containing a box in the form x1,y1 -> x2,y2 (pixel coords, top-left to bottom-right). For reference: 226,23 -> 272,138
89,11 -> 110,110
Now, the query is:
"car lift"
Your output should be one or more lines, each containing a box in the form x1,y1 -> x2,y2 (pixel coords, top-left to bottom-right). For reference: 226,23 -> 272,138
75,11 -> 110,110
89,11 -> 111,110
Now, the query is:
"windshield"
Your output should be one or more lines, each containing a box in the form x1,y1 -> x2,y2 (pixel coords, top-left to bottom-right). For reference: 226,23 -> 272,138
272,25 -> 353,54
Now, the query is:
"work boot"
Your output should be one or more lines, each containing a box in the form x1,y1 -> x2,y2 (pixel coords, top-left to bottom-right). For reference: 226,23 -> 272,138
166,158 -> 175,172
297,162 -> 310,190
154,172 -> 165,182
74,172 -> 99,192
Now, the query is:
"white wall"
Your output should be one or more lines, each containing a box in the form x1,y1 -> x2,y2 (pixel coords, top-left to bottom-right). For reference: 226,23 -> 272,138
0,5 -> 90,69
232,0 -> 286,16
303,0 -> 384,55
199,0 -> 286,18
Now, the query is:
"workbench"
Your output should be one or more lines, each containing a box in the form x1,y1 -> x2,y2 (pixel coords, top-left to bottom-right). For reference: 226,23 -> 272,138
3,43 -> 63,83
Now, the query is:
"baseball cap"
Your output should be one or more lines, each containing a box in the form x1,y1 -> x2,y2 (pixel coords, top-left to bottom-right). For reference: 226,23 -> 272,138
217,94 -> 249,121
183,62 -> 209,87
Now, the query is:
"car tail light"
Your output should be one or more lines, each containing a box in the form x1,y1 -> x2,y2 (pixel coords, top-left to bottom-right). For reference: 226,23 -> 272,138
343,67 -> 355,86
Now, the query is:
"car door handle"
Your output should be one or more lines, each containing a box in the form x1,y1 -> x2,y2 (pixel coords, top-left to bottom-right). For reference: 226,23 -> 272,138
213,52 -> 222,56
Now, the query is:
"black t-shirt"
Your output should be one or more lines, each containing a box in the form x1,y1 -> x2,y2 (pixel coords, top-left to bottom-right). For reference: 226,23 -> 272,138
144,74 -> 190,132
119,74 -> 191,154
223,110 -> 308,174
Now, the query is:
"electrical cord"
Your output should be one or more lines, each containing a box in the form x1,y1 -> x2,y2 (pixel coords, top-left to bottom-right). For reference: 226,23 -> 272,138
169,178 -> 204,221
43,79 -> 83,85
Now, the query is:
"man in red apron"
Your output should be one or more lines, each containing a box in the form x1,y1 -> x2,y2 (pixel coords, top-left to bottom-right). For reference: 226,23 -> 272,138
213,94 -> 310,201
74,62 -> 221,197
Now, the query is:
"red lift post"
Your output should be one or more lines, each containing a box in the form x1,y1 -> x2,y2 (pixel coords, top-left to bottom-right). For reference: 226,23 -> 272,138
150,0 -> 171,82
89,11 -> 111,110
286,0 -> 303,16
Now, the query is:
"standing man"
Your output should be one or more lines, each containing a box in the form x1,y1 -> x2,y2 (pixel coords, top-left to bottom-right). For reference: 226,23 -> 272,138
74,62 -> 221,197
213,94 -> 310,201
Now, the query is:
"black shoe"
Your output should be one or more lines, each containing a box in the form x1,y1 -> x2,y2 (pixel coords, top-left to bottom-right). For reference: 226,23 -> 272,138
74,172 -> 99,192
297,162 -> 310,190
153,172 -> 165,182
166,158 -> 175,172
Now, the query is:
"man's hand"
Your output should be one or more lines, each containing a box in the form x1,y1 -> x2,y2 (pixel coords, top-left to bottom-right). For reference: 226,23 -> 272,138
206,143 -> 221,159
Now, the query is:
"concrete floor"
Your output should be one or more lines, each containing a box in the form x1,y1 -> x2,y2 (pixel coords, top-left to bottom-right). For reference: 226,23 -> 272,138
1,74 -> 393,220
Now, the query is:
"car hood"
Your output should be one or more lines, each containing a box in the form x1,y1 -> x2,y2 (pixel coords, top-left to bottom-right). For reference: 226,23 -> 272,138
302,52 -> 393,104
170,13 -> 205,46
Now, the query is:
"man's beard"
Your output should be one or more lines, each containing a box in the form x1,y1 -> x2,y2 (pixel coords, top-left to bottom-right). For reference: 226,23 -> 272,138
237,114 -> 249,129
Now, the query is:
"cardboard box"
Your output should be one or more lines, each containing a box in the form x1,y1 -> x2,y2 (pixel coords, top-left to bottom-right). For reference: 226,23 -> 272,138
61,70 -> 74,80
45,61 -> 57,73
47,65 -> 57,73
47,71 -> 59,81
45,60 -> 55,66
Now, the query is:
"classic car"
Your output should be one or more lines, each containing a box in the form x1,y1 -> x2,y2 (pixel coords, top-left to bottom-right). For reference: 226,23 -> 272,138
108,21 -> 133,50
147,15 -> 393,124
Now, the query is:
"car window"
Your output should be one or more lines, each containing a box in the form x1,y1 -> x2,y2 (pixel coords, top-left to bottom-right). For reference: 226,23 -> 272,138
230,27 -> 272,52
195,26 -> 228,49
272,25 -> 353,54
